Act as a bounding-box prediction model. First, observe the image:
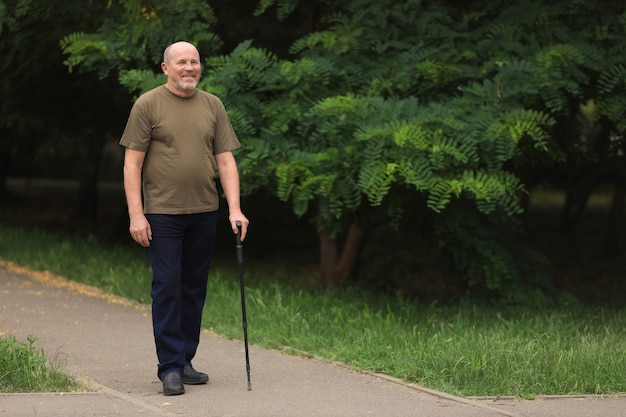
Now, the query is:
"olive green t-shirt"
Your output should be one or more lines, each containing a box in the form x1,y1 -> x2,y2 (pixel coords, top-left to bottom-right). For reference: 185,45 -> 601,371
119,85 -> 240,214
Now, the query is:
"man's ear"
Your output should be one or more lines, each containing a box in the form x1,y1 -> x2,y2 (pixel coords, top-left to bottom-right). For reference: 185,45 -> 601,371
161,62 -> 168,75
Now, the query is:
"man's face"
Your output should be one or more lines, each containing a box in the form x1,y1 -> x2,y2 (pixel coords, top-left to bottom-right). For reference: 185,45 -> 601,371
162,43 -> 201,97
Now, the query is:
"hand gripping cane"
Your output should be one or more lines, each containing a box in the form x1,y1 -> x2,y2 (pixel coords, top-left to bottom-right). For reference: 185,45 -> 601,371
235,221 -> 252,391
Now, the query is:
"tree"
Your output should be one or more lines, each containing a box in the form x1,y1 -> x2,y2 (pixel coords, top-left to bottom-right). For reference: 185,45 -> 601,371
0,0 -> 131,221
1,0 -> 73,200
60,0 -> 626,300
205,0 -> 626,298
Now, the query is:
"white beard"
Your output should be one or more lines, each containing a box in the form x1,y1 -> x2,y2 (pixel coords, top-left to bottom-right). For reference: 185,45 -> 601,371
176,79 -> 198,91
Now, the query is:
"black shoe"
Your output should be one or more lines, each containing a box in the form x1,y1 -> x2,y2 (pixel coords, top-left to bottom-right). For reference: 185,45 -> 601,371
162,371 -> 185,396
182,365 -> 209,385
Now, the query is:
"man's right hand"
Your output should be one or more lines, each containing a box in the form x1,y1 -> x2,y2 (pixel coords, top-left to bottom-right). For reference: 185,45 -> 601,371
129,213 -> 152,247
123,148 -> 150,247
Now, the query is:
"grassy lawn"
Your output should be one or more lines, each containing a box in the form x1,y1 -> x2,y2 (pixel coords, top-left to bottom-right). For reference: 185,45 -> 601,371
0,335 -> 80,393
0,222 -> 625,398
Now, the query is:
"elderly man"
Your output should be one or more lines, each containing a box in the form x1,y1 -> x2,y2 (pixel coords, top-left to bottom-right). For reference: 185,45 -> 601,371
120,41 -> 249,396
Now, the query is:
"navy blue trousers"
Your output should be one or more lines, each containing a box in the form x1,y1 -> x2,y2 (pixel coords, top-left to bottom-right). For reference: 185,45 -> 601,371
146,212 -> 217,379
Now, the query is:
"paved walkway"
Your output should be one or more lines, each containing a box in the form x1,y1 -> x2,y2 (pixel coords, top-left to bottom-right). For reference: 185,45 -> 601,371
0,262 -> 624,417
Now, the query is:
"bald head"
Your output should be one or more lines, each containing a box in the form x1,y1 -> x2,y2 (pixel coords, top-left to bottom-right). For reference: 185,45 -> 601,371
161,41 -> 201,97
163,41 -> 199,65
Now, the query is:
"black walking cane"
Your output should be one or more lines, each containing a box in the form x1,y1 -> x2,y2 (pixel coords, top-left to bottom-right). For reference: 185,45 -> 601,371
235,221 -> 252,391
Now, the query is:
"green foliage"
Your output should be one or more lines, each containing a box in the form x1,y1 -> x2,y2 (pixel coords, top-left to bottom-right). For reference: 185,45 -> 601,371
598,64 -> 626,132
0,0 -> 134,191
60,31 -> 111,74
117,69 -> 164,98
254,0 -> 299,20
0,335 -> 79,393
60,0 -> 222,78
434,206 -> 552,301
52,0 -> 626,298
1,0 -> 61,128
199,0 -> 626,294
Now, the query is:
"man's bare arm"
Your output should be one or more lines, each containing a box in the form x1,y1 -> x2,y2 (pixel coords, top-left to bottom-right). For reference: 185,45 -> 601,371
123,148 -> 152,247
216,151 -> 249,241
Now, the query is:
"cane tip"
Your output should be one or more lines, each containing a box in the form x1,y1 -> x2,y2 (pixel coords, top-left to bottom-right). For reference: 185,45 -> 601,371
247,383 -> 252,391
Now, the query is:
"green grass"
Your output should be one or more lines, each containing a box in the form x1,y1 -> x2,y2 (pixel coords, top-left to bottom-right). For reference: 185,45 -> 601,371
1,223 -> 625,398
0,335 -> 80,393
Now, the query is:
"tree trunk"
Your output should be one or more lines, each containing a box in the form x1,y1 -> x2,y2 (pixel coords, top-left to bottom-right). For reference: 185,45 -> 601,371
319,223 -> 364,285
319,228 -> 339,284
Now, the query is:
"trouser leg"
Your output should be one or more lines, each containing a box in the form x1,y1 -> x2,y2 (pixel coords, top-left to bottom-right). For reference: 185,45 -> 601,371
146,212 -> 216,378
181,212 -> 216,365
